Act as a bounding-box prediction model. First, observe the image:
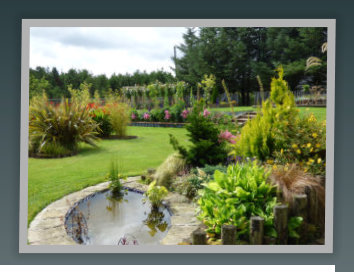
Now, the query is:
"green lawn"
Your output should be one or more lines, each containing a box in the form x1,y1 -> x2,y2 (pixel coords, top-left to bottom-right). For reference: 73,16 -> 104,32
209,106 -> 326,121
28,126 -> 188,224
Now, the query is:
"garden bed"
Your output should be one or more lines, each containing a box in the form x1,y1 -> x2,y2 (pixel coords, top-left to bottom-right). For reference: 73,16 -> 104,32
130,122 -> 186,128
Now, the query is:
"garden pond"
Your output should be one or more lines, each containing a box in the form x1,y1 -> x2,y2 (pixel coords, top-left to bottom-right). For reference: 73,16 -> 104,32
65,189 -> 171,245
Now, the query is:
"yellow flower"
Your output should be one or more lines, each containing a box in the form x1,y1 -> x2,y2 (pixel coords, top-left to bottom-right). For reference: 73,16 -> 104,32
280,148 -> 284,155
272,164 -> 278,170
307,143 -> 312,148
312,133 -> 318,138
316,143 -> 321,148
307,158 -> 315,165
296,149 -> 301,154
317,158 -> 322,164
310,147 -> 314,152
267,159 -> 274,165
292,144 -> 298,149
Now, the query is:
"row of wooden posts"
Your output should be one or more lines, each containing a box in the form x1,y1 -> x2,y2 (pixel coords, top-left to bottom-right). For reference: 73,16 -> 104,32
192,186 -> 320,245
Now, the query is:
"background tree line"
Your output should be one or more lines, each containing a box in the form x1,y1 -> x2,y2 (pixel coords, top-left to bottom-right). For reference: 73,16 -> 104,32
174,27 -> 327,105
29,68 -> 175,99
30,27 -> 327,106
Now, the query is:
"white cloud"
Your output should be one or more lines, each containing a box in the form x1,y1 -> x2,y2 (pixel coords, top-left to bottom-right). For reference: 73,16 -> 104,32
30,27 -> 187,76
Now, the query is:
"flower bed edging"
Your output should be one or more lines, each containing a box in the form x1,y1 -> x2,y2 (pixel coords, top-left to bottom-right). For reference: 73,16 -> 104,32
27,177 -> 199,245
129,122 -> 186,128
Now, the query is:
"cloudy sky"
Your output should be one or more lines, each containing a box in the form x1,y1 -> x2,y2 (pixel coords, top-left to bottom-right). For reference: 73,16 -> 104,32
30,27 -> 187,76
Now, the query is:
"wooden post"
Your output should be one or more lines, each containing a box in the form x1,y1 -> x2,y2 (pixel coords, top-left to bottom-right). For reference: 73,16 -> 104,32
305,186 -> 318,225
221,225 -> 237,245
293,194 -> 308,221
293,194 -> 308,244
192,229 -> 207,245
274,204 -> 288,244
250,216 -> 264,245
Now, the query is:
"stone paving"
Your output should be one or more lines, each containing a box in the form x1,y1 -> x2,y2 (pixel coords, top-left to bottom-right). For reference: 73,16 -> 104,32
27,176 -> 199,245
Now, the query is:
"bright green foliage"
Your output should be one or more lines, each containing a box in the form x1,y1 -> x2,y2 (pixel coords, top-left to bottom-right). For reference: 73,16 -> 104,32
200,74 -> 216,105
288,216 -> 303,239
145,181 -> 169,209
29,93 -> 98,157
197,161 -> 278,239
170,101 -> 228,167
235,67 -> 298,161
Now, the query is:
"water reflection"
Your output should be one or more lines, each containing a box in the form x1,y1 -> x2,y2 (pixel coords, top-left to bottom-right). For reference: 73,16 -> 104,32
143,210 -> 169,237
66,190 -> 171,245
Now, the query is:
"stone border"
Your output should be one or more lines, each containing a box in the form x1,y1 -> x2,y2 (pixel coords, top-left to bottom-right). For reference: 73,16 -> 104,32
28,176 -> 199,245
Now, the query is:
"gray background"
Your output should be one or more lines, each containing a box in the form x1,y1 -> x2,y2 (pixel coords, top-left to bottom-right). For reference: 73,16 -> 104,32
0,0 -> 352,270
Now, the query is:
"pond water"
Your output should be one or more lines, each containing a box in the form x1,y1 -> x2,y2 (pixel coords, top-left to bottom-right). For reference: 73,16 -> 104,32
65,189 -> 171,245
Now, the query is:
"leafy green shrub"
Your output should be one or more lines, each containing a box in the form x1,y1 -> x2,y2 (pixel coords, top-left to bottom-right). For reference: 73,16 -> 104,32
154,153 -> 186,188
29,93 -> 98,157
170,101 -> 228,167
145,181 -> 169,210
197,161 -> 278,240
91,108 -> 113,137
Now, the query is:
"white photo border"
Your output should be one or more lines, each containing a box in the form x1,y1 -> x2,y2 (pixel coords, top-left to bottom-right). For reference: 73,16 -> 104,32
20,19 -> 336,253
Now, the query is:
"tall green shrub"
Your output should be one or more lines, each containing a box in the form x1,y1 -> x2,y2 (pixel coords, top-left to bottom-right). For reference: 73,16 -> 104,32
170,101 -> 227,167
235,67 -> 298,161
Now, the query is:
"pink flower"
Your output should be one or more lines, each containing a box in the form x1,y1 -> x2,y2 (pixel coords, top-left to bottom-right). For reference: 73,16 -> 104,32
219,130 -> 237,144
203,109 -> 211,117
164,110 -> 171,120
181,109 -> 189,119
143,112 -> 150,120
131,113 -> 136,120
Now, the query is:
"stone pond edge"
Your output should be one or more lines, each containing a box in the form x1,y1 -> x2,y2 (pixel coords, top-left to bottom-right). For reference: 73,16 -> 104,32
27,176 -> 199,245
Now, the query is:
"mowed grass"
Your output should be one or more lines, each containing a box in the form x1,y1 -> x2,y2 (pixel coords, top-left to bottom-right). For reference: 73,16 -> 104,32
28,126 -> 188,224
209,106 -> 326,121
